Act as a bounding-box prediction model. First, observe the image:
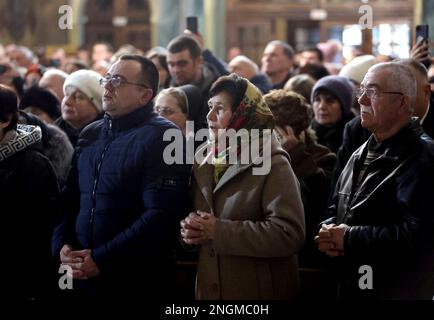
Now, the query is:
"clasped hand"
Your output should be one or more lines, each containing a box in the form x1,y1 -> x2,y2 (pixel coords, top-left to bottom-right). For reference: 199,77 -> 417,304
314,223 -> 349,257
180,210 -> 216,245
60,244 -> 100,280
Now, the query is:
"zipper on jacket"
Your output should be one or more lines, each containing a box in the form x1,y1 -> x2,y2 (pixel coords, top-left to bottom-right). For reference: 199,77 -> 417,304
89,118 -> 113,248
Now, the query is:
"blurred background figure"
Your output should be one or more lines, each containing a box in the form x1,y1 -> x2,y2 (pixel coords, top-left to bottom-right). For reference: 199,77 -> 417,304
76,45 -> 91,67
91,60 -> 110,77
154,84 -> 204,137
154,87 -> 190,135
298,47 -> 324,68
261,40 -> 296,89
19,86 -> 60,124
310,75 -> 355,153
0,58 -> 24,97
265,89 -> 336,269
166,35 -> 222,127
339,55 -> 377,86
317,39 -> 343,75
284,74 -> 316,103
24,63 -> 45,90
111,44 -> 144,64
63,60 -> 89,74
6,45 -> 36,71
226,46 -> 241,62
55,69 -> 104,146
91,42 -> 114,64
147,46 -> 171,92
298,63 -> 330,81
339,55 -> 377,115
228,55 -> 271,94
39,69 -> 68,101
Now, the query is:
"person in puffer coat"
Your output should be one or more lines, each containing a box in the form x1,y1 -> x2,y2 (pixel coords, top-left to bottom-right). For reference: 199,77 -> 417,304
52,55 -> 191,302
0,85 -> 59,302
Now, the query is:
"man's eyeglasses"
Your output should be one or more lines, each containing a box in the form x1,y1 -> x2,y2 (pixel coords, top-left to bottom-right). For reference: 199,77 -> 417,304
99,76 -> 149,89
356,87 -> 404,99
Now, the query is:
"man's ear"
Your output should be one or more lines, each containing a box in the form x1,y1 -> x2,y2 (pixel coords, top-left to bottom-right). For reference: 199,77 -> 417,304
139,88 -> 154,106
195,55 -> 203,67
399,94 -> 411,114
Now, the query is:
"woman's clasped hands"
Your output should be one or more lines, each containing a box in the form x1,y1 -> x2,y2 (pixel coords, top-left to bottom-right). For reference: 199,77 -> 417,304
180,210 -> 216,245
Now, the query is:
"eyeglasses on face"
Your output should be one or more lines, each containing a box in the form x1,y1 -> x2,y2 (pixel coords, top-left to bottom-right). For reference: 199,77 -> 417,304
154,106 -> 179,116
99,75 -> 149,89
356,87 -> 403,99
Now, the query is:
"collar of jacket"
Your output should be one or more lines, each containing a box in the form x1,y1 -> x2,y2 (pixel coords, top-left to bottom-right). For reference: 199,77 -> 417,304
353,119 -> 425,166
103,104 -> 155,133
193,134 -> 287,203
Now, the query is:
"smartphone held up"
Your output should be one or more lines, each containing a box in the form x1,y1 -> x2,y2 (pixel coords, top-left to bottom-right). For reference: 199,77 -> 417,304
186,16 -> 198,34
416,24 -> 429,43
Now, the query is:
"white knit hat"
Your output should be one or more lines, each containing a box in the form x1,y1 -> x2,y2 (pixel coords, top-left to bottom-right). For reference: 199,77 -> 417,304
339,55 -> 377,85
63,69 -> 104,112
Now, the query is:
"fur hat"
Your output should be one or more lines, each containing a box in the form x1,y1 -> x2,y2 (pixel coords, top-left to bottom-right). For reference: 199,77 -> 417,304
311,75 -> 355,118
63,70 -> 103,112
339,55 -> 376,84
19,86 -> 61,120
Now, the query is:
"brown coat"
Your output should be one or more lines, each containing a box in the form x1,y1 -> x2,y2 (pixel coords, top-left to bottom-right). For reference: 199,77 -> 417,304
192,136 -> 305,300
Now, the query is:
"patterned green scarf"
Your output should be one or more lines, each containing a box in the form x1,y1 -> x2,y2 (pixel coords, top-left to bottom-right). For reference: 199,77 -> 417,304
213,79 -> 275,184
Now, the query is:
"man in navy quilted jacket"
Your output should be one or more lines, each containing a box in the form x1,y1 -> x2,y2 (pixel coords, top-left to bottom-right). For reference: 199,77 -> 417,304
52,55 -> 190,302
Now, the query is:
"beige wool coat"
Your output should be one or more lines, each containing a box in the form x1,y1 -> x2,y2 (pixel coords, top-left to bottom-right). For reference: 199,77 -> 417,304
192,135 -> 305,300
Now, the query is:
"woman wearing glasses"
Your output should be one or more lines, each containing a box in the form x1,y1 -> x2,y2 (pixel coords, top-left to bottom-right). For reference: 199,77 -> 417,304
54,70 -> 104,146
154,85 -> 203,136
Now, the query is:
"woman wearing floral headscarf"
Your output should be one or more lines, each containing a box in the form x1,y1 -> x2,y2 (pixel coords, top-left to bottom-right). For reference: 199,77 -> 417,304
180,74 -> 305,300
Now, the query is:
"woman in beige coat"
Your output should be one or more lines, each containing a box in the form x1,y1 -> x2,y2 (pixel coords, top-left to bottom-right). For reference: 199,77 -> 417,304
181,74 -> 305,300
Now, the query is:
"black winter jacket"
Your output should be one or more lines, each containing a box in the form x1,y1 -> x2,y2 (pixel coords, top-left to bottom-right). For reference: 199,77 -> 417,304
324,120 -> 434,299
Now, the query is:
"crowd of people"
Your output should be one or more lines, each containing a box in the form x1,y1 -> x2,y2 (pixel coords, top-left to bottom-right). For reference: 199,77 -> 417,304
1,31 -> 434,302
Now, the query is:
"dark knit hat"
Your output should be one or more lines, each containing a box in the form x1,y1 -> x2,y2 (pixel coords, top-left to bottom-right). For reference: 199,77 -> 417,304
19,86 -> 61,120
264,90 -> 312,136
311,75 -> 355,118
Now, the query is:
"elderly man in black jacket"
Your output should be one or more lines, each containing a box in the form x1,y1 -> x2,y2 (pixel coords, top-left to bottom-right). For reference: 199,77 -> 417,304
315,62 -> 434,299
331,59 -> 434,195
52,55 -> 190,302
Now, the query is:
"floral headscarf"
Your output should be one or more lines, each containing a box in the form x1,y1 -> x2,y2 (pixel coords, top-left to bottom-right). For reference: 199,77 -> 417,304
213,78 -> 275,184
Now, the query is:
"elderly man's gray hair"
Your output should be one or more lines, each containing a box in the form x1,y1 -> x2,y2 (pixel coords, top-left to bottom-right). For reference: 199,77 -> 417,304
368,62 -> 416,113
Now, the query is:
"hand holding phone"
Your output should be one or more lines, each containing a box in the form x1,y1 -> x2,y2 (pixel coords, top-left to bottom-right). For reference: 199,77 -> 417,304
186,16 -> 198,34
413,24 -> 431,68
416,24 -> 429,43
